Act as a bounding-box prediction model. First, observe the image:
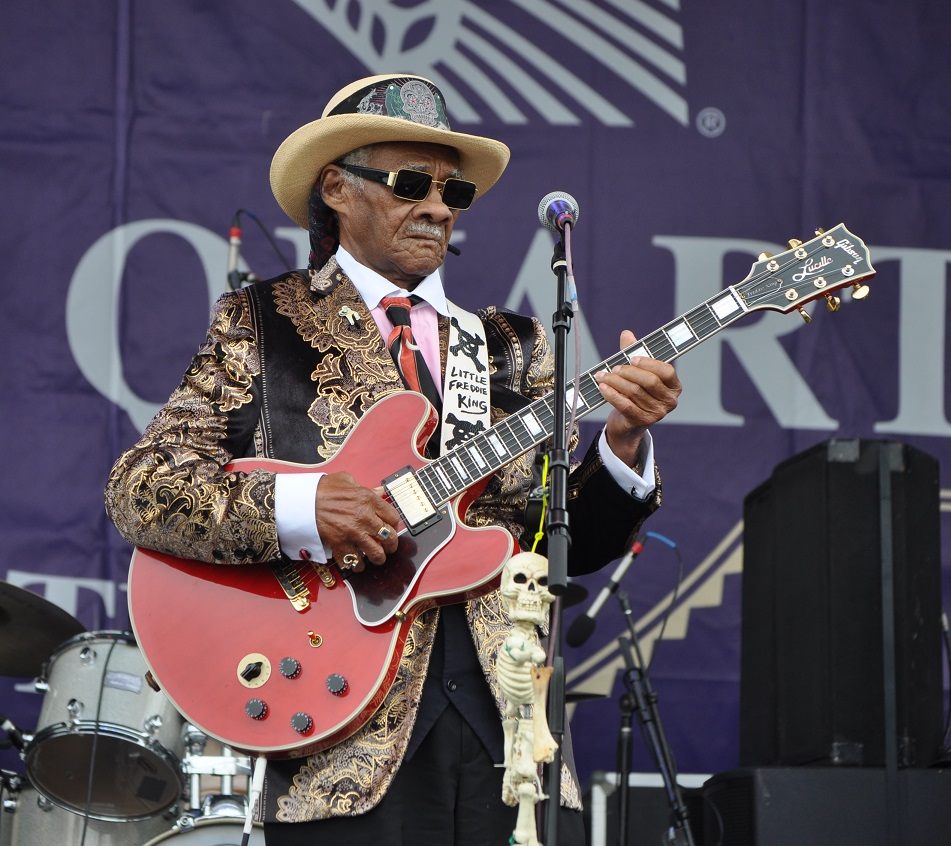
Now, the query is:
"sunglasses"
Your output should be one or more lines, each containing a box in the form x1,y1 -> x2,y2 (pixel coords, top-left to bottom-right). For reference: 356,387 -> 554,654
333,163 -> 478,210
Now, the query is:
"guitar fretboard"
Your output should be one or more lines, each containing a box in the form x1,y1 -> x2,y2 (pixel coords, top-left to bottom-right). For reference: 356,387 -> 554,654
414,284 -> 751,508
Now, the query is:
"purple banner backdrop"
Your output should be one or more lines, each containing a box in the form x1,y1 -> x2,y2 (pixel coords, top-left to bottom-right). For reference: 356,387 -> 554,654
2,0 -> 950,791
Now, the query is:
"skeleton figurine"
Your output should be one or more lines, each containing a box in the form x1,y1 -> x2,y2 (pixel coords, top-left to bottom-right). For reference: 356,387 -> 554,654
496,551 -> 558,846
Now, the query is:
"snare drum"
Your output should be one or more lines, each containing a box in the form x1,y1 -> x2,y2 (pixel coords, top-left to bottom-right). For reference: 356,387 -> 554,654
25,631 -> 184,820
1,778 -> 169,846
140,817 -> 265,845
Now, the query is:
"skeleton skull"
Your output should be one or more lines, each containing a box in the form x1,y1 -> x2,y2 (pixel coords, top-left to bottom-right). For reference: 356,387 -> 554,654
500,552 -> 554,626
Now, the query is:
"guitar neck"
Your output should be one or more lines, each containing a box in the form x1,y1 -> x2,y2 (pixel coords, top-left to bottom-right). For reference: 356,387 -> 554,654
415,285 -> 749,508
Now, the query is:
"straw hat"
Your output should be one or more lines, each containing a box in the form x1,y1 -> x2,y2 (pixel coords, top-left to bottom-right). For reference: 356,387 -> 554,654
270,74 -> 511,229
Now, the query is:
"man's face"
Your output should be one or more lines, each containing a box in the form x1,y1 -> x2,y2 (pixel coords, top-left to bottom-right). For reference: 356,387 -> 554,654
326,142 -> 463,289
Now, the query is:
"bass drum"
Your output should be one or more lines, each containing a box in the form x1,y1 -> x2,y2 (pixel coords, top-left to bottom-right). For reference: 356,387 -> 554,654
0,779 -> 170,846
141,817 -> 265,845
25,631 -> 184,820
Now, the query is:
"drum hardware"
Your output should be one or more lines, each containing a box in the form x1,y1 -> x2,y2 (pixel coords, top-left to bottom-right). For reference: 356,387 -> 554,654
181,725 -> 252,816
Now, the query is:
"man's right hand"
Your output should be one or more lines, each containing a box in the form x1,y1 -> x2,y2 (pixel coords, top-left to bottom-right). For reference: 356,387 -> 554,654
315,472 -> 401,571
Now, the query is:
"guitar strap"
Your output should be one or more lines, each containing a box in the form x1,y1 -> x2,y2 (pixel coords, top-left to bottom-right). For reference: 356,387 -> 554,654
439,301 -> 491,454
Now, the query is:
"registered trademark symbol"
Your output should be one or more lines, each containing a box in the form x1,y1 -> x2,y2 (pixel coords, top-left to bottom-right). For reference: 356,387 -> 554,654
696,107 -> 726,137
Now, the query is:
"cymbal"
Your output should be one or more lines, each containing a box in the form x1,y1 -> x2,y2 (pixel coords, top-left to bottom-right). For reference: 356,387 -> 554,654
565,690 -> 609,703
0,581 -> 85,677
562,580 -> 588,608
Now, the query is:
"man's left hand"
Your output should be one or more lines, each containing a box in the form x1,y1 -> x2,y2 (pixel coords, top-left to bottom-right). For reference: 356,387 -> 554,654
595,329 -> 682,469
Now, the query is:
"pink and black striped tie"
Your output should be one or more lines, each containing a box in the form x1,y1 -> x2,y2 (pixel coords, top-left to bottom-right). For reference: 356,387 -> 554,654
381,295 -> 442,415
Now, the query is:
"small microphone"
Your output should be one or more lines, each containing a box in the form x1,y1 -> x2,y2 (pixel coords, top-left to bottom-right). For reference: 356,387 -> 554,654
0,713 -> 26,751
447,243 -> 462,256
566,536 -> 646,648
227,212 -> 259,290
537,191 -> 580,233
227,225 -> 244,290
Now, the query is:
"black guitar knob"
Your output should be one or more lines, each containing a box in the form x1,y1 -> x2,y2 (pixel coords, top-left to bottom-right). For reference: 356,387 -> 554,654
326,673 -> 349,696
240,661 -> 263,682
279,657 -> 302,679
245,698 -> 268,720
290,712 -> 313,734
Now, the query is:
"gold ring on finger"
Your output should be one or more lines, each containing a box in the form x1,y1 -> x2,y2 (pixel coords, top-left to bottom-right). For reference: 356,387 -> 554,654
342,553 -> 360,568
377,526 -> 392,541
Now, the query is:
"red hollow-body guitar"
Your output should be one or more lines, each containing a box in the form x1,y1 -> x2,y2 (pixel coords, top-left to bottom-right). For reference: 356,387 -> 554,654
128,225 -> 875,757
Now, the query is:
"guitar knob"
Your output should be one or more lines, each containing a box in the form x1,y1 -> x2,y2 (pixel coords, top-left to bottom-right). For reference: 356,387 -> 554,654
851,282 -> 870,300
787,238 -> 803,249
326,674 -> 349,696
240,661 -> 263,682
279,657 -> 302,679
798,307 -> 812,324
290,712 -> 313,734
825,294 -> 841,312
245,698 -> 268,720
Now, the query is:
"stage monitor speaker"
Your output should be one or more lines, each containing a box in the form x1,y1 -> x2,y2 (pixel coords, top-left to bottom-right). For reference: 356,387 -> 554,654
740,439 -> 943,769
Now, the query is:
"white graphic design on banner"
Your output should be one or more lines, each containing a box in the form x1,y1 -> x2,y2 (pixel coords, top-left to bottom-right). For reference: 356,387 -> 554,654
289,0 -> 689,126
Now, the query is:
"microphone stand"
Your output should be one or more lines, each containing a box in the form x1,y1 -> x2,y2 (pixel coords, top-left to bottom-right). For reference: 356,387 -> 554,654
541,236 -> 572,846
615,588 -> 696,846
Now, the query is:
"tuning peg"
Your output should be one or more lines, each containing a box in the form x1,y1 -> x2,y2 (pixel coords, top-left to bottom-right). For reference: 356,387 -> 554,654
825,295 -> 841,312
815,227 -> 825,235
851,282 -> 871,300
798,308 -> 812,324
787,239 -> 803,249
758,251 -> 773,261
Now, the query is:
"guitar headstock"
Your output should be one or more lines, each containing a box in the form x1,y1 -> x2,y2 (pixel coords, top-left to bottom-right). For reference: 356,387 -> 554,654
735,224 -> 875,321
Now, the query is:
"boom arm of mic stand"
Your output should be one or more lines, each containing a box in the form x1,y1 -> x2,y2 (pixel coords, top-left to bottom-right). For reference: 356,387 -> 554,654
616,589 -> 697,846
542,237 -> 572,846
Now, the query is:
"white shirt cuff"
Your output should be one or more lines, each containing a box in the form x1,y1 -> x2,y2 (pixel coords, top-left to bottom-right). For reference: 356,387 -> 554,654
274,472 -> 328,562
597,428 -> 656,501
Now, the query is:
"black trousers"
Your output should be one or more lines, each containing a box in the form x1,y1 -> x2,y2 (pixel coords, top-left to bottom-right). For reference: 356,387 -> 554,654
263,705 -> 585,845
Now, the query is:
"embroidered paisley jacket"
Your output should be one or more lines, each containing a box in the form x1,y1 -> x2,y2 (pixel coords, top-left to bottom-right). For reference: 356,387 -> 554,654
105,258 -> 661,822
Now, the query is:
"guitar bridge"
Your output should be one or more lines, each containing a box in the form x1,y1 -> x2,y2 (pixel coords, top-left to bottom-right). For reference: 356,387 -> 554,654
269,559 -> 311,611
383,466 -> 442,536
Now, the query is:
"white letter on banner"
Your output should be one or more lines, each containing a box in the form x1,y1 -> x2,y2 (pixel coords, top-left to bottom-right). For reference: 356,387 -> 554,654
6,569 -> 118,619
653,235 -> 838,429
274,226 -> 311,269
873,247 -> 951,437
66,220 -> 230,431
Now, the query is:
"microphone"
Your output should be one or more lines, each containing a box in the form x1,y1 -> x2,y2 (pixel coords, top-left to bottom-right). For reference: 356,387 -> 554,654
447,243 -> 462,256
566,536 -> 645,648
0,712 -> 26,751
537,191 -> 580,233
227,224 -> 244,290
227,211 -> 258,290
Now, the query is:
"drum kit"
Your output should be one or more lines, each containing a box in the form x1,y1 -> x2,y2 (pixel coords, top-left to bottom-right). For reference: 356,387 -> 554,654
0,581 -> 265,845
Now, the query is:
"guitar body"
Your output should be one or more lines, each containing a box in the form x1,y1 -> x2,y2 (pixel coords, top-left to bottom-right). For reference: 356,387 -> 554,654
128,393 -> 514,758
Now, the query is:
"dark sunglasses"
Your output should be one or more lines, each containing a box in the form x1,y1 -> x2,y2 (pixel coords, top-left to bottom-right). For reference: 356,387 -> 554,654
333,163 -> 478,210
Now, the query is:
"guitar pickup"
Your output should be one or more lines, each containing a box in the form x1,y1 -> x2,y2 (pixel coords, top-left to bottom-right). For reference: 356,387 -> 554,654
383,466 -> 442,536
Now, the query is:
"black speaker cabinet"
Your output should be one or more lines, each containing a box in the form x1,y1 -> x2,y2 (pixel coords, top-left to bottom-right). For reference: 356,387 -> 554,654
740,439 -> 943,769
701,767 -> 951,846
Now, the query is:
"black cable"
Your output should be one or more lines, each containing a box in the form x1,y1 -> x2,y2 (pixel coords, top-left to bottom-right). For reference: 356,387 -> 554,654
235,208 -> 294,273
941,611 -> 951,751
643,531 -> 684,673
79,636 -> 119,846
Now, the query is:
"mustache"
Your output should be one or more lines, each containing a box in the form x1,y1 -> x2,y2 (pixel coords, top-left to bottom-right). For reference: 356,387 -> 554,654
407,222 -> 446,239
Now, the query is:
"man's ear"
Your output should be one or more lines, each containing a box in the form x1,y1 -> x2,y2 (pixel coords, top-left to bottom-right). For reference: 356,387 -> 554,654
318,166 -> 346,212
